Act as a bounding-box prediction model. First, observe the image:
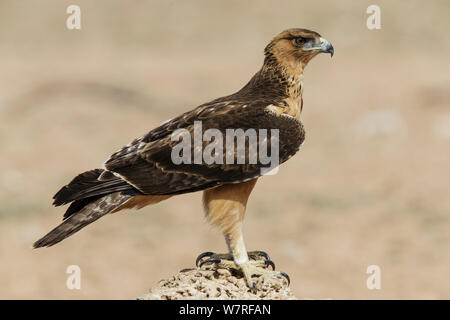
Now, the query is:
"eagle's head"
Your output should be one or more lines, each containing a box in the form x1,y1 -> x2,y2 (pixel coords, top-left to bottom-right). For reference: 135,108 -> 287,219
264,28 -> 334,70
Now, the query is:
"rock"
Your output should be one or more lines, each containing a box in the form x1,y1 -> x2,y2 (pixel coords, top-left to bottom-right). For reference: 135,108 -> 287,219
138,263 -> 296,300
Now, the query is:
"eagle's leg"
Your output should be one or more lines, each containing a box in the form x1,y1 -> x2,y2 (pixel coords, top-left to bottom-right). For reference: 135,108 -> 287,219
201,180 -> 290,291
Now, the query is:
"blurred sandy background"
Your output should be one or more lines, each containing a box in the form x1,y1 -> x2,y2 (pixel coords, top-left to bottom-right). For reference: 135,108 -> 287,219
1,0 -> 449,299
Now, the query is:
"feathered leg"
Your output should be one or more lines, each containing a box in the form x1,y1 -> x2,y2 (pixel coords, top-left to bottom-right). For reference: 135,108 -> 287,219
198,179 -> 289,291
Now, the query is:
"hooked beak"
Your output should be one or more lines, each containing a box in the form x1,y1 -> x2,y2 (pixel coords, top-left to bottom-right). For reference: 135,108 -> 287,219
303,37 -> 334,57
319,37 -> 334,57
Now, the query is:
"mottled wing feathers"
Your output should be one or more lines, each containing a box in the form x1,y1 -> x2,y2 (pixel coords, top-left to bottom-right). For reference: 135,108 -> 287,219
104,102 -> 305,196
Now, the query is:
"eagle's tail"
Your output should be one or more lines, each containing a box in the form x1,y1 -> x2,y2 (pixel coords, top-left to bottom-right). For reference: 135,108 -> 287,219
52,169 -> 134,209
33,191 -> 135,248
33,168 -> 139,248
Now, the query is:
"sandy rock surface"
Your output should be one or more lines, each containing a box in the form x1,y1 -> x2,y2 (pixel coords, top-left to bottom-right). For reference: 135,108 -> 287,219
138,264 -> 295,300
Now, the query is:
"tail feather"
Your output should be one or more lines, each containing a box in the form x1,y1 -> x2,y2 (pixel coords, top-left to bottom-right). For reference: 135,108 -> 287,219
63,195 -> 103,220
34,168 -> 141,248
33,191 -> 135,248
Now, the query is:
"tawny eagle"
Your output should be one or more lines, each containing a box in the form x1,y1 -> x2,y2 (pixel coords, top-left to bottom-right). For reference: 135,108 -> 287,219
34,28 -> 333,290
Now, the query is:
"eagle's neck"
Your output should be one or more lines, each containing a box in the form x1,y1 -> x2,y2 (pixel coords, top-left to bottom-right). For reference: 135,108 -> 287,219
242,55 -> 305,118
238,62 -> 304,103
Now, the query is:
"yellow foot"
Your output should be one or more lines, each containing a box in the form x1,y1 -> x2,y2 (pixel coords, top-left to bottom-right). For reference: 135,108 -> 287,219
195,251 -> 290,292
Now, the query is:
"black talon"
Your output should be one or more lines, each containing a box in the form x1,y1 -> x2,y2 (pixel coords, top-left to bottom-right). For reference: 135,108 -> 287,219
199,257 -> 221,268
279,272 -> 290,286
251,282 -> 257,294
258,251 -> 270,261
249,251 -> 270,261
264,259 -> 275,270
195,251 -> 215,267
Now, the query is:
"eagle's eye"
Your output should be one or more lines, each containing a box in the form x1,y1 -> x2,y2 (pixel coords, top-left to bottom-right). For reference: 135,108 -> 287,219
293,37 -> 305,47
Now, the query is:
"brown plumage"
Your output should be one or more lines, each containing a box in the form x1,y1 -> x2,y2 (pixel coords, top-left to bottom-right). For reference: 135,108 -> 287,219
34,28 -> 333,289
